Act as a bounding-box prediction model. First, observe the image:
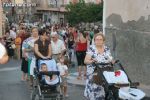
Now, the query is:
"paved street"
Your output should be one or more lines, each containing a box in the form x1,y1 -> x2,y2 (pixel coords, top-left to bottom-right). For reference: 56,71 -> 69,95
0,59 -> 150,100
0,59 -> 85,100
0,59 -> 30,100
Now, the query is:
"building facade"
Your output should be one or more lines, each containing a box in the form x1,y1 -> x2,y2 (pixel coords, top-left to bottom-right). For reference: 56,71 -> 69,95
70,0 -> 102,4
34,0 -> 67,25
2,0 -> 102,25
104,0 -> 150,85
34,0 -> 102,25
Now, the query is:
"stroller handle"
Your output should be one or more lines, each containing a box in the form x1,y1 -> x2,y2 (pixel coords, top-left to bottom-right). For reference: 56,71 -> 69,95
39,71 -> 60,76
38,58 -> 52,60
114,82 -> 140,88
92,62 -> 113,68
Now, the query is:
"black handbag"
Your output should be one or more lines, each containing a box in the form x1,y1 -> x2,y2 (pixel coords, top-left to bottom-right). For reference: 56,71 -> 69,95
92,66 -> 104,85
92,64 -> 114,85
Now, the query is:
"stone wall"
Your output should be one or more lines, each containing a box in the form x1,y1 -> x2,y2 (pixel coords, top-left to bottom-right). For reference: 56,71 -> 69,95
104,0 -> 150,85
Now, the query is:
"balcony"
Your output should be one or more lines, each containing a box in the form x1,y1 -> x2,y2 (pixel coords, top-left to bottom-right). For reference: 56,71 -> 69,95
48,4 -> 56,8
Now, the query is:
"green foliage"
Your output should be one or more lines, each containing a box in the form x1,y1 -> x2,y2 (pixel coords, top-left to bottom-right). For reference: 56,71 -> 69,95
65,0 -> 103,26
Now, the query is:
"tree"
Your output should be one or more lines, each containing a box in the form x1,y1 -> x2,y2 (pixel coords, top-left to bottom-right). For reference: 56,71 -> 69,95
65,0 -> 103,26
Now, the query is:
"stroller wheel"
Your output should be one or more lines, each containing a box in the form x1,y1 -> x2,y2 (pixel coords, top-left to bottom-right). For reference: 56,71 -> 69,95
56,94 -> 63,100
31,88 -> 37,100
106,91 -> 115,100
34,94 -> 44,100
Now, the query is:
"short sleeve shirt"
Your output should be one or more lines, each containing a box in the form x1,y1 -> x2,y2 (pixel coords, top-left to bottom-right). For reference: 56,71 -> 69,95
57,63 -> 68,76
86,45 -> 113,75
34,38 -> 51,59
87,45 -> 113,63
51,39 -> 66,54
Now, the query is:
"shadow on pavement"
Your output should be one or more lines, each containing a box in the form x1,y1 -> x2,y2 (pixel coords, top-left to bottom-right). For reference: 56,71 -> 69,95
142,97 -> 150,100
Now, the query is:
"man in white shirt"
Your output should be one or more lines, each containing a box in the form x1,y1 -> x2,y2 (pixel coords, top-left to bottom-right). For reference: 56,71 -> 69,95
0,43 -> 9,64
10,27 -> 16,39
51,32 -> 66,61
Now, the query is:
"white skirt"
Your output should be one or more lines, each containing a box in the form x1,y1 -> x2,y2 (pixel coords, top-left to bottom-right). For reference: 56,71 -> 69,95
30,57 -> 36,76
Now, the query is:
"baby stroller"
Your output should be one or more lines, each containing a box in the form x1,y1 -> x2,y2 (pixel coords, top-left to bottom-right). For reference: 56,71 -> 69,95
31,59 -> 63,100
92,60 -> 145,100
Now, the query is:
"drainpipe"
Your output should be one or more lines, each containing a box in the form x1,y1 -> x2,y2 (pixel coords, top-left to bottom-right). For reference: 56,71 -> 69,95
0,0 -> 3,37
102,0 -> 106,35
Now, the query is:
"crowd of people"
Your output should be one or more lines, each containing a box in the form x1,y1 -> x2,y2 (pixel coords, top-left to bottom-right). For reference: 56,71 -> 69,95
0,22 -> 114,100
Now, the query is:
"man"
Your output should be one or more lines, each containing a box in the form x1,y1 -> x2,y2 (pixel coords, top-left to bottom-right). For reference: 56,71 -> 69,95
10,27 -> 16,39
51,32 -> 66,61
0,43 -> 9,64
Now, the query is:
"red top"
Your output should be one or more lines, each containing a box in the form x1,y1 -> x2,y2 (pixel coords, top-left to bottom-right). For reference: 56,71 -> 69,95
73,32 -> 78,40
76,42 -> 87,51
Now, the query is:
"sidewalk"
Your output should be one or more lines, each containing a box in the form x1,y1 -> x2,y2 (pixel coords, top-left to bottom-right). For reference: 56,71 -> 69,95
67,67 -> 150,97
67,71 -> 86,86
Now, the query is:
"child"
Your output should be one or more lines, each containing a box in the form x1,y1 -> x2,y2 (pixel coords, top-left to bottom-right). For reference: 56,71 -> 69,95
57,55 -> 69,97
40,63 -> 57,83
40,63 -> 48,72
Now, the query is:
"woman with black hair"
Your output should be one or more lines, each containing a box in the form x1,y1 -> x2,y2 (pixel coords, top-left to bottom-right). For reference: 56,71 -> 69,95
34,29 -> 52,59
4,31 -> 15,58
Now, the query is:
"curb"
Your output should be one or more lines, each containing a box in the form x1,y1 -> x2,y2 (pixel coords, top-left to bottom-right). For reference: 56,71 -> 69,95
67,72 -> 86,87
67,76 -> 86,87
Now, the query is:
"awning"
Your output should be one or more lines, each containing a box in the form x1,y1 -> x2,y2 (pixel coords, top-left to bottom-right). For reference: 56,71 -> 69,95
36,7 -> 67,12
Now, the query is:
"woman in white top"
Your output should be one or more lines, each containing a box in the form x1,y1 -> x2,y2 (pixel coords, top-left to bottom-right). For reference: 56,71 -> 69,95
84,33 -> 113,100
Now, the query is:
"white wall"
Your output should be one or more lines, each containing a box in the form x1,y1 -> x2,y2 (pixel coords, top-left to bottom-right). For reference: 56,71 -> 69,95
104,0 -> 150,23
103,0 -> 150,86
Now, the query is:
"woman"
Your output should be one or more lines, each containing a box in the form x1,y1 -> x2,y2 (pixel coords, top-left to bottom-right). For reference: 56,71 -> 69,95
75,30 -> 88,80
4,31 -> 15,58
24,27 -> 39,85
34,29 -> 52,60
15,33 -> 22,60
84,33 -> 113,100
21,34 -> 30,81
67,33 -> 75,65
19,28 -> 26,59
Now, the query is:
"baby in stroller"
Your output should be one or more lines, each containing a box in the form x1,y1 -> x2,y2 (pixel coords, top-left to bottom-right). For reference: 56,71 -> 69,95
40,63 -> 59,85
31,59 -> 62,100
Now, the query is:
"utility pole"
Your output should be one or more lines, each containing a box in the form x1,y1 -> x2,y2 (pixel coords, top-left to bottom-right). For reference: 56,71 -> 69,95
0,0 -> 3,37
